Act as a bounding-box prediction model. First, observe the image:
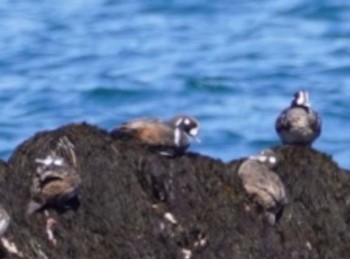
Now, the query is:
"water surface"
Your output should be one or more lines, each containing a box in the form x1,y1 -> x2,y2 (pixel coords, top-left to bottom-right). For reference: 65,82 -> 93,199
0,0 -> 349,167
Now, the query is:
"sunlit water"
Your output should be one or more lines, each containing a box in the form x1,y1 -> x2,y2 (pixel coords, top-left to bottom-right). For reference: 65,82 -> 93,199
0,0 -> 350,168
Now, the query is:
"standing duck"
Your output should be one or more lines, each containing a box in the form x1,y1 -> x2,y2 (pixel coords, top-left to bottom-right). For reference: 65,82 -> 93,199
28,136 -> 81,246
275,90 -> 321,146
27,136 -> 81,215
238,149 -> 287,225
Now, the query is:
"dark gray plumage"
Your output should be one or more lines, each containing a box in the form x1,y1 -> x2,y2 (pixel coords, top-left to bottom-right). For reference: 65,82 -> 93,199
27,136 -> 81,215
276,90 -> 321,146
238,149 -> 287,224
111,115 -> 200,156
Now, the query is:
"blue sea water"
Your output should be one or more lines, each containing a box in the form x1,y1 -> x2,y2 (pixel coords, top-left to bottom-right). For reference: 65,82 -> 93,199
0,0 -> 350,168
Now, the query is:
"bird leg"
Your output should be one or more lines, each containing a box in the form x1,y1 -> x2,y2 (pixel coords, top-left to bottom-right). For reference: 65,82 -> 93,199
44,211 -> 58,246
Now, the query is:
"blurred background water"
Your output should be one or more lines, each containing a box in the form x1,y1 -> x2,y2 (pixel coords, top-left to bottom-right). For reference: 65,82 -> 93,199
0,0 -> 349,167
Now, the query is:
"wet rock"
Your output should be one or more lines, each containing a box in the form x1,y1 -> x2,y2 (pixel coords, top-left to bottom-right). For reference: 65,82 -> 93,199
0,123 -> 348,258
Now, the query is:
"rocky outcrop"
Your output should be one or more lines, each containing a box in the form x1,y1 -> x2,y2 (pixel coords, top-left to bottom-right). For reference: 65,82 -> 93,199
0,123 -> 348,258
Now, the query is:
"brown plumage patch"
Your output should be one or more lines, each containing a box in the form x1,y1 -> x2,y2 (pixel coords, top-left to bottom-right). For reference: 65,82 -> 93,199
135,126 -> 168,145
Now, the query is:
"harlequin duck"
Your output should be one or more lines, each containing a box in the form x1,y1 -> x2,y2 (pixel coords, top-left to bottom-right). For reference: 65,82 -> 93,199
27,136 -> 81,215
275,90 -> 321,146
27,136 -> 81,246
111,115 -> 200,156
238,149 -> 287,225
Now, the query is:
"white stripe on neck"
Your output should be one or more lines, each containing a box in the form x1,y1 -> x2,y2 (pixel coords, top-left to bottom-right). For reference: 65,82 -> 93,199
174,128 -> 181,146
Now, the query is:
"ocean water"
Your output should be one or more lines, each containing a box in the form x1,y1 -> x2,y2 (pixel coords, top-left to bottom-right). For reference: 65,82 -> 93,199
0,0 -> 350,168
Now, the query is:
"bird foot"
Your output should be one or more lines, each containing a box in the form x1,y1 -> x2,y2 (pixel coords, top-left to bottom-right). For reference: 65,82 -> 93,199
46,218 -> 58,246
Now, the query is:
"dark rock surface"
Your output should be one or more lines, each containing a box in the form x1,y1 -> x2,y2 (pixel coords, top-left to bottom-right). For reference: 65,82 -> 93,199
0,123 -> 348,258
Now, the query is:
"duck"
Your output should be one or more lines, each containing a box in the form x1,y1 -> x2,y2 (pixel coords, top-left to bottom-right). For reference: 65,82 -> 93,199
238,149 -> 287,225
275,90 -> 321,146
27,136 -> 81,215
111,115 -> 200,156
27,136 -> 81,245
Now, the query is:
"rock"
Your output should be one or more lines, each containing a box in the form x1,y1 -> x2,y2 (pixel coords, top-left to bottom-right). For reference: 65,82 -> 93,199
0,123 -> 348,258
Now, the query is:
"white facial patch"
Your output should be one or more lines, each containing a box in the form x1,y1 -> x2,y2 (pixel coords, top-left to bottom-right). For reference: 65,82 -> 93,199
257,155 -> 268,163
268,156 -> 277,164
296,91 -> 310,107
53,158 -> 64,166
35,155 -> 64,167
296,91 -> 305,106
184,118 -> 191,125
35,156 -> 55,166
189,127 -> 199,137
